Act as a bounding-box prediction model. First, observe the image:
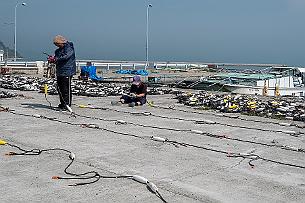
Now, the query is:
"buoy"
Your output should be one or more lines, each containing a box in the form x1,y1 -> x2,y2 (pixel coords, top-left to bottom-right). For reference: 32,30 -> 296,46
142,112 -> 152,116
44,84 -> 48,95
151,136 -> 166,142
202,119 -> 216,124
191,130 -> 204,134
147,181 -> 158,193
33,114 -> 41,118
275,84 -> 280,96
278,123 -> 291,126
87,124 -> 99,129
0,139 -> 7,145
282,145 -> 299,151
132,175 -> 148,184
69,152 -> 76,160
282,130 -> 296,134
116,120 -> 127,124
262,80 -> 268,96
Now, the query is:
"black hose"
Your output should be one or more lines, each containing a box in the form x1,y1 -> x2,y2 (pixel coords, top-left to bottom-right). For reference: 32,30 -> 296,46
44,94 -> 52,108
156,191 -> 168,203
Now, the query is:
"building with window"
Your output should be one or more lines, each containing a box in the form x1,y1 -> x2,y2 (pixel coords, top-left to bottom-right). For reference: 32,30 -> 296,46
0,50 -> 4,61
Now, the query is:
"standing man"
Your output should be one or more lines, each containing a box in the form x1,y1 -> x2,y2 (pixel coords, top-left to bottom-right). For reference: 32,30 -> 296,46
49,35 -> 76,109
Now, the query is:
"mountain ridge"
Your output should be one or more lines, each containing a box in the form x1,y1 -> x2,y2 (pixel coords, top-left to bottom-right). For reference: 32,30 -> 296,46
0,41 -> 22,59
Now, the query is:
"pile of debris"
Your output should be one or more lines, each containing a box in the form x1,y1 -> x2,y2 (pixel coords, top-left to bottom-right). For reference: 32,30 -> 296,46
174,91 -> 305,121
0,90 -> 18,98
0,75 -> 41,91
0,75 -> 175,97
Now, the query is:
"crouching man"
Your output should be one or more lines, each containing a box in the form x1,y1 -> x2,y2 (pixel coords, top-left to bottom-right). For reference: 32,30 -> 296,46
120,75 -> 147,107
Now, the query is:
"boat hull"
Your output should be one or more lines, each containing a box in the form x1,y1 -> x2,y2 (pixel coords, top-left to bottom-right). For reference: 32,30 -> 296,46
225,84 -> 305,96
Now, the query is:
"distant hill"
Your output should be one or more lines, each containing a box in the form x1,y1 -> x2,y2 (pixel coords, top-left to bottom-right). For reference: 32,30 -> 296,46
0,41 -> 22,59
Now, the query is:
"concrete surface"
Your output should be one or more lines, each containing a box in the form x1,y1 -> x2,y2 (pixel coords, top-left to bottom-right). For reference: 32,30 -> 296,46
1,87 -> 305,203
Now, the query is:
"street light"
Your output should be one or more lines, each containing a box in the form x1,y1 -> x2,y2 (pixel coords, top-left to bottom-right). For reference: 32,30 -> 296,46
14,2 -> 27,61
145,4 -> 152,70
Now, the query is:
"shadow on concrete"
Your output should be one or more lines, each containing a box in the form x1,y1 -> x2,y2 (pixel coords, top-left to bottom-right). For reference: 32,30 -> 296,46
21,103 -> 53,110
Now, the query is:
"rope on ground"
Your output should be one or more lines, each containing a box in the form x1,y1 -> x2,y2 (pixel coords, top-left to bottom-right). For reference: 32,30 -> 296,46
1,106 -> 305,171
74,104 -> 305,153
77,104 -> 301,136
1,140 -> 167,202
162,137 -> 305,169
147,101 -> 305,130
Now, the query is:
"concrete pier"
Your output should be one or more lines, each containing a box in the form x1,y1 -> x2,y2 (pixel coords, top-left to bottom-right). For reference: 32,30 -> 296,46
0,88 -> 304,202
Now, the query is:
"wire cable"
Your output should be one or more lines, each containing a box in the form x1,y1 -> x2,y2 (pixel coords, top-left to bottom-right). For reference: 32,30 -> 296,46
79,104 -> 301,136
2,105 -> 304,155
2,106 -> 305,170
74,105 -> 305,153
148,102 -> 305,130
3,141 -> 167,202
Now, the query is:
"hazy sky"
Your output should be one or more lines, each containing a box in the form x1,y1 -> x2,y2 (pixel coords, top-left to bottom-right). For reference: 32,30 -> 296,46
0,0 -> 305,66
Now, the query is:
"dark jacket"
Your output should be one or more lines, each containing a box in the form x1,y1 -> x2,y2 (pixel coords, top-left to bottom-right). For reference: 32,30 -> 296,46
126,82 -> 147,104
130,82 -> 147,96
55,42 -> 76,76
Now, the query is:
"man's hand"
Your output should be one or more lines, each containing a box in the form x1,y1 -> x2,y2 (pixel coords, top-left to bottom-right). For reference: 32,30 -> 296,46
130,93 -> 137,98
47,55 -> 56,63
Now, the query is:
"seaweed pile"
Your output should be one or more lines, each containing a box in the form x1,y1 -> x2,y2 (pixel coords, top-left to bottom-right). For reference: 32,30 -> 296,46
2,75 -> 305,121
0,75 -> 41,91
0,75 -> 174,97
174,91 -> 305,121
0,90 -> 18,98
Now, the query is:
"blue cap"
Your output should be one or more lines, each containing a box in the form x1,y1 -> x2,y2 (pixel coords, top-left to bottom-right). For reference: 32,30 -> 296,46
132,75 -> 141,85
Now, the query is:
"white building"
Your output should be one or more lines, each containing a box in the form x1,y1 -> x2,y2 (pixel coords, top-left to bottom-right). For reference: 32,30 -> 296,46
0,50 -> 4,62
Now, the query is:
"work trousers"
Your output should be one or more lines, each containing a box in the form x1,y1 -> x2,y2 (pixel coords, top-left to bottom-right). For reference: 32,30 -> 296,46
121,95 -> 147,105
57,76 -> 72,106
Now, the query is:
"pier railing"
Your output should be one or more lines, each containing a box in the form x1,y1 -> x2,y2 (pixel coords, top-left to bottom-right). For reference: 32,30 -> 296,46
0,60 -> 286,70
0,61 -> 148,71
0,61 -> 194,71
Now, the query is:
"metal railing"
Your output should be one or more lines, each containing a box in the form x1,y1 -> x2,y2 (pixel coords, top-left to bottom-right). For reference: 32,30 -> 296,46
0,60 -> 287,70
0,61 -> 184,70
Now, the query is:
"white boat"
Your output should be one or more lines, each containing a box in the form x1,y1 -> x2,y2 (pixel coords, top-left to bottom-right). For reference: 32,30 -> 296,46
199,67 -> 305,97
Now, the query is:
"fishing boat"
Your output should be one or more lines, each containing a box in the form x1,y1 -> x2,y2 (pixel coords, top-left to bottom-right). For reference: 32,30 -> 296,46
187,66 -> 305,96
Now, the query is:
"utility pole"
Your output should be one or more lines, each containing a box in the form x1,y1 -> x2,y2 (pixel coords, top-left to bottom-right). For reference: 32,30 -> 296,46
145,4 -> 152,70
14,2 -> 27,61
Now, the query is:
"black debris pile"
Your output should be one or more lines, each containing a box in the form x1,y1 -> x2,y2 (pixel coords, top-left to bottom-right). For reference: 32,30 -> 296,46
71,80 -> 129,97
0,75 -> 176,97
0,75 -> 41,91
0,90 -> 18,98
174,91 -> 305,121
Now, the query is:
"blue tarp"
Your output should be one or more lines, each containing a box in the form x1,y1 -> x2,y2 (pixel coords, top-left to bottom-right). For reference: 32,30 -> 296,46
115,69 -> 149,76
80,66 -> 102,81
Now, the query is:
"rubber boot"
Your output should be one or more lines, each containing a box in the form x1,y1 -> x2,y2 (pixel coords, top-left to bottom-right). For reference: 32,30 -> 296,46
128,102 -> 135,107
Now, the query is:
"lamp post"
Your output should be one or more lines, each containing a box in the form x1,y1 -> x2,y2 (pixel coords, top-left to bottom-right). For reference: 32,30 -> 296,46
145,4 -> 152,70
14,2 -> 27,61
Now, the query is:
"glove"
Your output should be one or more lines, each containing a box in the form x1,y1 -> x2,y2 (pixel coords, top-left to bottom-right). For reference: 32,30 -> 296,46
130,93 -> 137,98
47,55 -> 56,63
